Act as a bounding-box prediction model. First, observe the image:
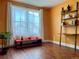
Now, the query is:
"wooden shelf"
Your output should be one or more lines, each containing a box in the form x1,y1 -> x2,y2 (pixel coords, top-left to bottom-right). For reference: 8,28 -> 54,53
63,25 -> 76,27
58,33 -> 79,35
62,10 -> 78,15
63,25 -> 79,27
63,33 -> 79,36
63,17 -> 78,20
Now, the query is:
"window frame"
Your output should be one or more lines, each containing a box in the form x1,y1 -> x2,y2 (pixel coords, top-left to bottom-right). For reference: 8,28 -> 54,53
7,3 -> 44,39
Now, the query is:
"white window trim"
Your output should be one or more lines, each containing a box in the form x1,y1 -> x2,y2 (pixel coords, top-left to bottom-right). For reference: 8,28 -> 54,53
39,9 -> 44,39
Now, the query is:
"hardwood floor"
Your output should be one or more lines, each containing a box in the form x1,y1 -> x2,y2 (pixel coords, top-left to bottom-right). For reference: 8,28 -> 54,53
0,43 -> 79,59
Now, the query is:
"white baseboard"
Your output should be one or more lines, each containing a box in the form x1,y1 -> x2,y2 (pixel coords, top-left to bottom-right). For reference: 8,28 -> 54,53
0,45 -> 7,48
43,40 -> 79,50
53,41 -> 79,49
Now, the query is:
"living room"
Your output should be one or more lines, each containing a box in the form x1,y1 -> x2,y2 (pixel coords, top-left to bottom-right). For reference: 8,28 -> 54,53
0,0 -> 79,59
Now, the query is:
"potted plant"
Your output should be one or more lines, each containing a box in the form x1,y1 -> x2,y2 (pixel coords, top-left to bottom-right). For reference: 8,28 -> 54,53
0,32 -> 11,55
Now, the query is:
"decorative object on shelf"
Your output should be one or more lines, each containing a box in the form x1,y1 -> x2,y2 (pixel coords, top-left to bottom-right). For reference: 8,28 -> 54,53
67,5 -> 71,12
72,20 -> 76,25
63,22 -> 67,25
69,14 -> 73,18
64,14 -> 70,19
75,20 -> 79,26
62,8 -> 65,14
67,0 -> 71,12
72,13 -> 76,18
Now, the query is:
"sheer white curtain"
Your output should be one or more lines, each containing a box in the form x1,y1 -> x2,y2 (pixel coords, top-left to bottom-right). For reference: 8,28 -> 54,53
11,5 -> 42,37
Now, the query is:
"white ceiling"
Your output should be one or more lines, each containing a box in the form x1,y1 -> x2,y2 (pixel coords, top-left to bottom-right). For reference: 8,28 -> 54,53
13,0 -> 65,7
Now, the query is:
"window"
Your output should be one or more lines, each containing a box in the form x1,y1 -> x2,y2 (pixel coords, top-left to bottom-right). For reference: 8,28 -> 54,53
11,5 -> 43,37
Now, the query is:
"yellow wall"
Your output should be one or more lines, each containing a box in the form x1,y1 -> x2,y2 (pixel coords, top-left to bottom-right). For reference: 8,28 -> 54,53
51,0 -> 79,45
0,0 -> 7,32
43,8 -> 53,40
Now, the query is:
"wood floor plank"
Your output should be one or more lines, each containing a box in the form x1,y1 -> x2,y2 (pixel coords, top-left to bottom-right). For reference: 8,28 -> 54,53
0,43 -> 79,59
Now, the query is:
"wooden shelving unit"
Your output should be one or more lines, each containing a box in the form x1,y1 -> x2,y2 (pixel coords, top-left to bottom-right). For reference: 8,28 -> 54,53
59,33 -> 79,35
63,17 -> 77,20
60,2 -> 79,51
63,25 -> 76,27
63,33 -> 79,36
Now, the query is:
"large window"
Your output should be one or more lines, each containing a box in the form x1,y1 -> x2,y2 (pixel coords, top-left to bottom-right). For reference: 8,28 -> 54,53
11,5 -> 43,37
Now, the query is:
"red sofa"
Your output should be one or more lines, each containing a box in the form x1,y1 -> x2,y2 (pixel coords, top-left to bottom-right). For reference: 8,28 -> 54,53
14,36 -> 42,48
